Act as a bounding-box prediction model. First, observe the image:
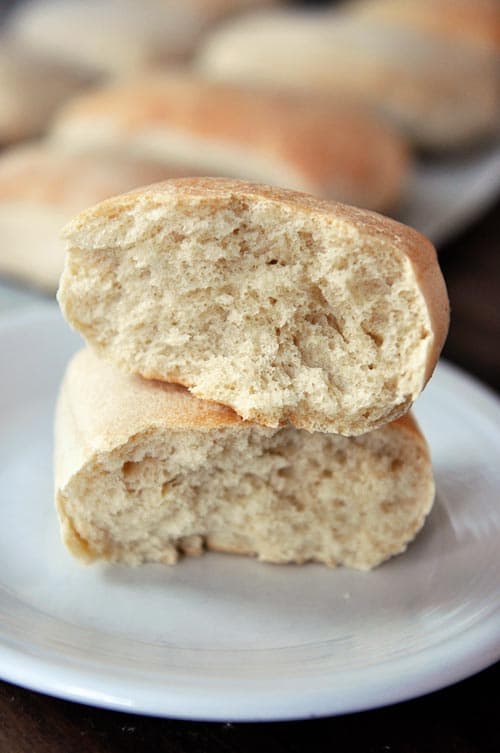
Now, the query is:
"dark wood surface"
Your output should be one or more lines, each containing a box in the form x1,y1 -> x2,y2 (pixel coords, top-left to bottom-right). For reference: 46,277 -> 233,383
0,660 -> 499,753
0,201 -> 499,751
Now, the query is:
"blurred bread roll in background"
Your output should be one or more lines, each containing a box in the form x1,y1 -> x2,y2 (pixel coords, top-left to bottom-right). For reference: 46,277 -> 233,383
5,0 -> 281,77
55,347 -> 436,571
347,0 -> 500,54
197,9 -> 500,150
5,0 -> 205,76
0,42 -> 88,144
50,72 -> 410,211
184,0 -> 283,24
0,143 -> 181,291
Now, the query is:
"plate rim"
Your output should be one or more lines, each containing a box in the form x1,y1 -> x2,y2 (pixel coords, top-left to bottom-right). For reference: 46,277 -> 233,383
0,605 -> 499,721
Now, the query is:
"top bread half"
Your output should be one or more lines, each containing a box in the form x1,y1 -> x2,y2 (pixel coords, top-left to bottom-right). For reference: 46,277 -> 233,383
58,178 -> 449,436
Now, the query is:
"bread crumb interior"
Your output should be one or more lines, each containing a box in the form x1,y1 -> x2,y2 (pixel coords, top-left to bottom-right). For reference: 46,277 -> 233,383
62,197 -> 432,433
59,422 -> 432,570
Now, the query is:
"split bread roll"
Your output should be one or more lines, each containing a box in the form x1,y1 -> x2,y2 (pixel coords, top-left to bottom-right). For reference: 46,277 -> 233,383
0,43 -> 88,144
347,0 -> 500,54
58,178 -> 449,435
55,348 -> 436,571
49,72 -> 410,212
0,143 -> 183,292
197,10 -> 500,150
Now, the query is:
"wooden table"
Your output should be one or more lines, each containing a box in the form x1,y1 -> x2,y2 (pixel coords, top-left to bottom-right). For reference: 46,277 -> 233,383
0,199 -> 498,752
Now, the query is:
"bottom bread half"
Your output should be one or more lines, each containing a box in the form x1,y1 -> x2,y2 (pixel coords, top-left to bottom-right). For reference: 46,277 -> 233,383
55,348 -> 435,571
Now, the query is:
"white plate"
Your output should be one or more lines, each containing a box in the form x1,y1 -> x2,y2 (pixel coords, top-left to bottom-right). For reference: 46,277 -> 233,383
0,306 -> 499,721
400,141 -> 500,245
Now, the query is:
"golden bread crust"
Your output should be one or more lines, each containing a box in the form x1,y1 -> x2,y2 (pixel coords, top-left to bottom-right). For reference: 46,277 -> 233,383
55,348 -> 242,495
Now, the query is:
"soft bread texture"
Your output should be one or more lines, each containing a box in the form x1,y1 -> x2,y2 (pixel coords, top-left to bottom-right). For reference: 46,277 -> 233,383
6,0 -> 279,77
55,348 -> 436,571
348,0 -> 500,53
49,72 -> 409,212
58,178 -> 449,435
0,143 -> 183,291
0,43 -> 88,144
197,10 -> 500,150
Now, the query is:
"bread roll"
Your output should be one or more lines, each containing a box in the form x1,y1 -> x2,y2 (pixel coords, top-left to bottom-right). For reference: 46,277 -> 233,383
50,71 -> 410,212
181,0 -> 282,25
348,0 -> 500,54
55,348 -> 436,571
5,0 -> 203,76
58,178 -> 449,435
5,0 -> 279,77
0,143 -> 183,291
0,43 -> 88,144
197,10 -> 500,150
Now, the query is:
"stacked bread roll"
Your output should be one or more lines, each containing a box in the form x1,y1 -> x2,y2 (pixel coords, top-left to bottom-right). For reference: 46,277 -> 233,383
55,177 -> 449,571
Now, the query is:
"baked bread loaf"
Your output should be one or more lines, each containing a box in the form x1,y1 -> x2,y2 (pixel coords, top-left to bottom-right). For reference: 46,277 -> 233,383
0,143 -> 183,291
347,0 -> 500,54
49,72 -> 409,212
0,42 -> 88,144
58,178 -> 449,435
55,347 -> 436,571
197,9 -> 500,150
